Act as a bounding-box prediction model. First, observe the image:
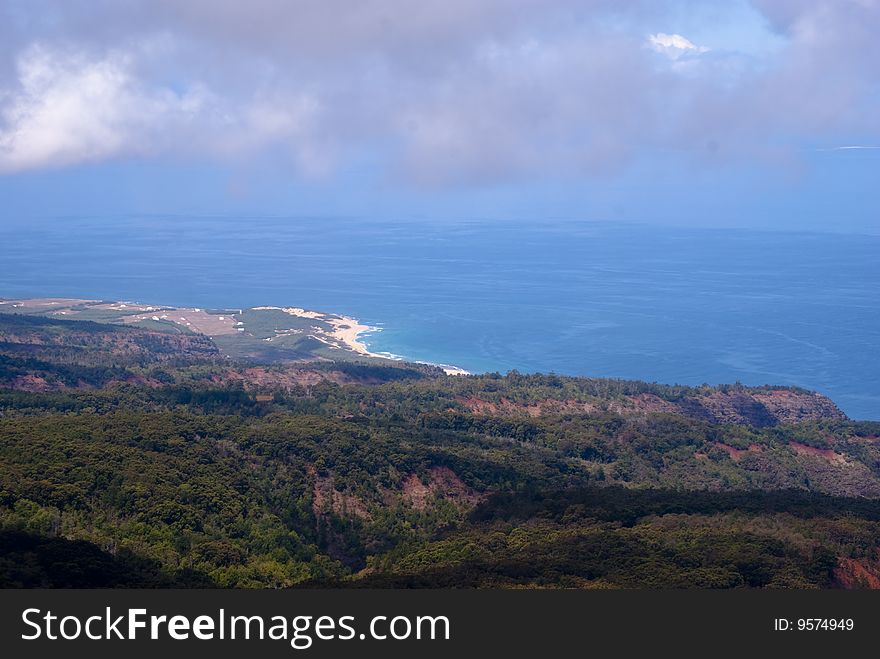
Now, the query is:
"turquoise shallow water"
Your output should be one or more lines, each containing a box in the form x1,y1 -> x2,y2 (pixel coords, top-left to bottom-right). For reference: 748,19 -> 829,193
1,216 -> 877,419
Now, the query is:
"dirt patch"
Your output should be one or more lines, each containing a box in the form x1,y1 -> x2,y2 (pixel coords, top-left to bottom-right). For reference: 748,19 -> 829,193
402,467 -> 482,510
10,374 -> 53,392
789,441 -> 847,464
835,557 -> 880,589
459,397 -> 500,415
713,442 -> 763,461
401,474 -> 433,509
311,470 -> 371,520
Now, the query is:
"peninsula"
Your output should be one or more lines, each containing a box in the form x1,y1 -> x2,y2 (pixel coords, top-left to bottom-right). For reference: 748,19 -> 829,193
0,296 -> 468,374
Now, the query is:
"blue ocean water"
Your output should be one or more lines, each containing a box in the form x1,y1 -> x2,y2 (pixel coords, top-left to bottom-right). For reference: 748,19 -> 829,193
1,216 -> 877,419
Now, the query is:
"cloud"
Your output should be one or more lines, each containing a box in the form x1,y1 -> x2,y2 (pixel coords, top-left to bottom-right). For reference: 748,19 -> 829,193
647,33 -> 709,59
0,0 -> 877,183
816,145 -> 880,151
0,44 -> 205,171
0,42 -> 327,174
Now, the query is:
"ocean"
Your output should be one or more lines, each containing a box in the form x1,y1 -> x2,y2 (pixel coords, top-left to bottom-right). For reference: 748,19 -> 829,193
1,216 -> 877,419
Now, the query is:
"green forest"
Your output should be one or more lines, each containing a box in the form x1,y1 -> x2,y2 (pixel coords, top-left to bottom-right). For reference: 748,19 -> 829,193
2,312 -> 880,589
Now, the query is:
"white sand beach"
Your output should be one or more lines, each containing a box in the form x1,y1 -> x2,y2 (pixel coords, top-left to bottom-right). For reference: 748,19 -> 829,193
439,365 -> 470,376
276,306 -> 470,373
275,307 -> 379,356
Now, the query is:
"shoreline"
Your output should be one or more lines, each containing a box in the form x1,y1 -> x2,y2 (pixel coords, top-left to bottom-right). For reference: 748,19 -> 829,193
1,297 -> 471,376
418,361 -> 471,376
266,306 -> 472,376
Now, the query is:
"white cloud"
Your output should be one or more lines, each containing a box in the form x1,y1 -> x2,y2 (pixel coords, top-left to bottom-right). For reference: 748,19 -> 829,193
0,43 -> 324,174
0,44 -> 206,171
647,33 -> 709,59
816,145 -> 880,151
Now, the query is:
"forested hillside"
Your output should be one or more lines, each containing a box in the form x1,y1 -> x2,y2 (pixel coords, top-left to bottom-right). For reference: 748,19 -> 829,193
2,313 -> 879,589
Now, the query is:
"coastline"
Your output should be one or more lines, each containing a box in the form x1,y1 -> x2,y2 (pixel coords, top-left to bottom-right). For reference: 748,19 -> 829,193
263,306 -> 472,375
0,297 -> 471,376
419,362 -> 470,376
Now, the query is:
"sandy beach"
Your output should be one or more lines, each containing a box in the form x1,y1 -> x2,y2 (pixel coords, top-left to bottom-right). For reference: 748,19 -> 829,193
276,307 -> 380,356
276,307 -> 469,374
437,365 -> 470,376
321,314 -> 377,356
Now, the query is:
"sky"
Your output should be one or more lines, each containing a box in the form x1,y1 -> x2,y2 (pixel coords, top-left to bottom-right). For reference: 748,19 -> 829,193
0,0 -> 877,232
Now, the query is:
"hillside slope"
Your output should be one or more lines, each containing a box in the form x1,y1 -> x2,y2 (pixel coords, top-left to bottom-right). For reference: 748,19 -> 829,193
1,311 -> 878,589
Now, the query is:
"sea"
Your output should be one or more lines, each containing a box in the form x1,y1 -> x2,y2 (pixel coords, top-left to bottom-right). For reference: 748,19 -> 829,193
1,216 -> 877,420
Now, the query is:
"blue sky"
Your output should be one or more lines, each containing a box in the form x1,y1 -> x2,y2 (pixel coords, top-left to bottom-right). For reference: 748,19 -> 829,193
0,0 -> 877,232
